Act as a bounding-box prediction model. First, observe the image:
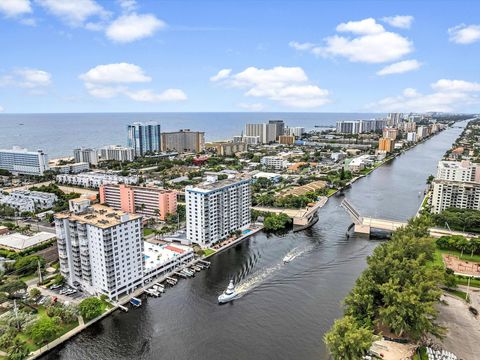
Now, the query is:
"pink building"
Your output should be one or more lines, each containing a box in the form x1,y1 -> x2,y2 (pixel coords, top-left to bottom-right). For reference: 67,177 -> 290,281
99,184 -> 177,221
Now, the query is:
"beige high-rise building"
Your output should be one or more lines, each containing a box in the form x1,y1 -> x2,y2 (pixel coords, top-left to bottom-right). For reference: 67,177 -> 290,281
161,129 -> 205,153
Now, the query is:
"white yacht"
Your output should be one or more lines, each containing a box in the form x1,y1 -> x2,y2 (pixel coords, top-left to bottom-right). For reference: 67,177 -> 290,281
218,280 -> 237,304
283,253 -> 295,263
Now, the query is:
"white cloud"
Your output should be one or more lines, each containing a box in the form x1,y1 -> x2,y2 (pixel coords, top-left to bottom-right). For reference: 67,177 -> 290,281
125,89 -> 187,102
288,41 -> 316,51
336,18 -> 384,35
210,69 -> 231,82
0,0 -> 31,17
0,68 -> 52,89
36,0 -> 108,26
118,0 -> 137,12
0,105 -> 4,112
449,24 -> 480,44
431,79 -> 480,92
291,18 -> 413,64
106,13 -> 166,43
382,15 -> 414,29
376,59 -> 422,76
80,63 -> 186,103
210,66 -> 330,109
366,78 -> 480,112
79,63 -> 151,84
238,103 -> 264,111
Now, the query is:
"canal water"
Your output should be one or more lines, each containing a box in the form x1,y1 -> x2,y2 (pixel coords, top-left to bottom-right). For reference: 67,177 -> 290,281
43,123 -> 466,360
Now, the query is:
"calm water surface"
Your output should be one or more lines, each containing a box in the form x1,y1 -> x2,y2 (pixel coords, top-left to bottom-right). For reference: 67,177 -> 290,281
40,122 -> 465,360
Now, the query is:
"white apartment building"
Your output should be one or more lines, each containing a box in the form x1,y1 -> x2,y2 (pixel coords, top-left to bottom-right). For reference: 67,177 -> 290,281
417,126 -> 430,140
407,132 -> 417,142
286,127 -> 305,138
55,201 -> 144,300
260,156 -> 289,170
51,162 -> 90,174
0,147 -> 49,176
98,145 -> 135,162
0,190 -> 57,213
73,148 -> 99,166
436,160 -> 480,183
186,176 -> 252,247
431,180 -> 480,214
56,171 -> 139,188
431,160 -> 480,214
244,122 -> 278,143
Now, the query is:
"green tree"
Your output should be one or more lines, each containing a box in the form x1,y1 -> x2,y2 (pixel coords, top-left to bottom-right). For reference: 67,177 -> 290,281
7,338 -> 30,360
79,297 -> 104,321
29,288 -> 41,299
0,280 -> 27,298
324,316 -> 376,360
263,213 -> 292,231
27,317 -> 61,345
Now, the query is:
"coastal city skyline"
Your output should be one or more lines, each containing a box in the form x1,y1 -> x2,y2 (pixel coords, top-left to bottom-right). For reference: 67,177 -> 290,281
0,0 -> 480,113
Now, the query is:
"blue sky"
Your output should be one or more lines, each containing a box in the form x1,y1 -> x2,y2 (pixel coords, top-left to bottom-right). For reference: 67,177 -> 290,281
0,0 -> 479,113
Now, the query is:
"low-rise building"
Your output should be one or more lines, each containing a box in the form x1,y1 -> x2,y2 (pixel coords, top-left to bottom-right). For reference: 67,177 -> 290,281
0,231 -> 56,252
278,135 -> 295,145
99,184 -> 177,220
143,243 -> 194,283
0,190 -> 57,213
51,162 -> 90,174
211,142 -> 248,156
56,171 -> 139,188
260,156 -> 289,170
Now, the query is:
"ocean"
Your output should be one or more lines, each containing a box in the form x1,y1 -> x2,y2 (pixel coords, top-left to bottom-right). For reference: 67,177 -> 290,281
0,112 -> 383,158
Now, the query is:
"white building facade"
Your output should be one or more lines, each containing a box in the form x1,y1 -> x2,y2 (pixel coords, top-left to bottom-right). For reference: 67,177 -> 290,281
55,202 -> 144,300
186,177 -> 252,247
0,190 -> 57,213
56,171 -> 139,188
0,147 -> 49,176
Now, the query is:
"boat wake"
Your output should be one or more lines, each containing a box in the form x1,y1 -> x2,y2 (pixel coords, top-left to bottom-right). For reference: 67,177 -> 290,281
234,263 -> 282,296
283,244 -> 313,264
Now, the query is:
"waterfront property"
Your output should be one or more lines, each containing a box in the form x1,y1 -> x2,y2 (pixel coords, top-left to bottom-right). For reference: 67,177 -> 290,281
186,175 -> 252,247
127,122 -> 162,156
160,129 -> 205,153
99,183 -> 177,220
0,146 -> 49,176
143,243 -> 194,283
55,200 -> 144,300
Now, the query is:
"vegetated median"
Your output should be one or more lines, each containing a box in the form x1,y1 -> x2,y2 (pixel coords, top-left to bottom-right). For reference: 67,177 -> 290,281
324,215 -> 456,359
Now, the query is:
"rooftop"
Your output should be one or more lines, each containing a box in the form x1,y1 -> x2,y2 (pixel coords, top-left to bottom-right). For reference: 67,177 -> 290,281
0,231 -> 55,251
143,242 -> 193,271
55,204 -> 141,228
186,175 -> 251,192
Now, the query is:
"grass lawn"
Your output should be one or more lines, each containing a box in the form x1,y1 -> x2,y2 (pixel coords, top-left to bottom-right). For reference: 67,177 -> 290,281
143,228 -> 155,236
456,276 -> 480,288
436,247 -> 480,263
444,288 -> 471,303
326,188 -> 338,197
202,248 -> 216,257
19,273 -> 38,282
15,306 -> 79,352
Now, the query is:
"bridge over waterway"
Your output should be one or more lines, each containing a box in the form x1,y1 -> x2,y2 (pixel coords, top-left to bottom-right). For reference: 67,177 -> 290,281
340,198 -> 476,238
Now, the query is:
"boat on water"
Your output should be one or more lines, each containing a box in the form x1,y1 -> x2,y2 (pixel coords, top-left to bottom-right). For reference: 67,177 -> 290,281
130,297 -> 142,307
218,280 -> 237,304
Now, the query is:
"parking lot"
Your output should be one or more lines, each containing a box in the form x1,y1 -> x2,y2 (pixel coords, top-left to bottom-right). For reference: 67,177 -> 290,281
36,284 -> 88,305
